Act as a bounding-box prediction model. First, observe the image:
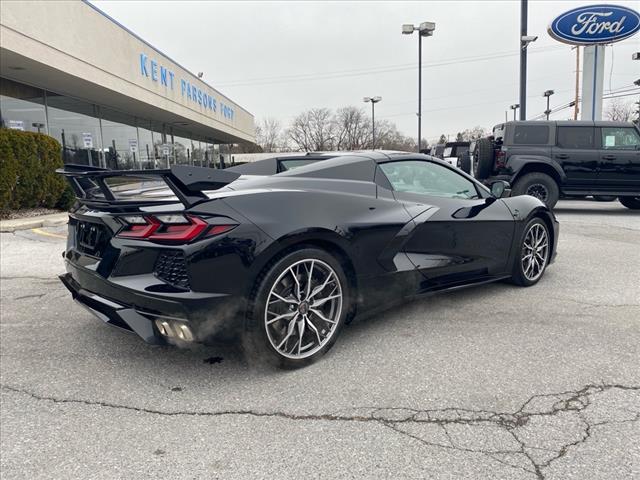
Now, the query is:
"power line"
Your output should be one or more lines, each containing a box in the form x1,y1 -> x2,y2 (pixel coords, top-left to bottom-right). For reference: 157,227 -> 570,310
528,88 -> 640,120
217,45 -> 565,88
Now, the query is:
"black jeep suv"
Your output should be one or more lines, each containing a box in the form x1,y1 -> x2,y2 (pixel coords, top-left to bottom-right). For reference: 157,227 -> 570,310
473,121 -> 640,209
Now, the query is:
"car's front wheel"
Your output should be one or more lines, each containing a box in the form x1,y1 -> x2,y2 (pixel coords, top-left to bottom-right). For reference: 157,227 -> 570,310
245,248 -> 349,369
512,172 -> 560,208
510,218 -> 551,287
619,196 -> 640,210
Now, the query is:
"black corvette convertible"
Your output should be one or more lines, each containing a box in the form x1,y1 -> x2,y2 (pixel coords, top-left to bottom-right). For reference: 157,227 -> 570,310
58,152 -> 558,368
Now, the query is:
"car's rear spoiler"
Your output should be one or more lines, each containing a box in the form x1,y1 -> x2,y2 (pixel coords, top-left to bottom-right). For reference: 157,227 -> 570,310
56,164 -> 240,207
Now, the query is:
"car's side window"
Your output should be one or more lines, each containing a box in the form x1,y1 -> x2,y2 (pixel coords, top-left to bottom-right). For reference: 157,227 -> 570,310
601,127 -> 640,150
379,160 -> 480,199
557,126 -> 594,149
513,125 -> 549,145
278,159 -> 317,171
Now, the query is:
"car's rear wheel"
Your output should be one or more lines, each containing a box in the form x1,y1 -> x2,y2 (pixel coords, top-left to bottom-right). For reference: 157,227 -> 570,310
619,196 -> 640,210
473,138 -> 494,180
512,172 -> 560,208
245,248 -> 349,369
511,218 -> 551,287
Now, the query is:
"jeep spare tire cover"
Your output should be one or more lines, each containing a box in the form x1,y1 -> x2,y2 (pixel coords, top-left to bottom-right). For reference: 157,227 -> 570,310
474,138 -> 494,180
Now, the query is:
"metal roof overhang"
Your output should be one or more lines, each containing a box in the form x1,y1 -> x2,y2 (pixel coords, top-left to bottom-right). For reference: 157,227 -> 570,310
1,48 -> 250,145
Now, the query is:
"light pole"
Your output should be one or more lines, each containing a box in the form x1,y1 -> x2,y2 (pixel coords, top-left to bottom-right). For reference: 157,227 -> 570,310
634,54 -> 639,125
402,21 -> 436,152
543,89 -> 554,120
363,96 -> 382,149
519,0 -> 537,121
510,104 -> 520,121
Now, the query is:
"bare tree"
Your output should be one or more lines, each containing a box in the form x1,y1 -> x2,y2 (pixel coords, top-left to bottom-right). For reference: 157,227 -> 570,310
605,98 -> 635,122
375,120 -> 420,151
459,126 -> 489,141
287,108 -> 336,151
333,106 -> 371,150
256,117 -> 283,152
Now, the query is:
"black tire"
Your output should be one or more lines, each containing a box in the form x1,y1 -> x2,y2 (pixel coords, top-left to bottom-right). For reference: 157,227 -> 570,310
593,195 -> 616,202
244,248 -> 350,369
473,138 -> 494,180
618,196 -> 640,210
458,151 -> 471,174
510,217 -> 551,287
511,172 -> 560,209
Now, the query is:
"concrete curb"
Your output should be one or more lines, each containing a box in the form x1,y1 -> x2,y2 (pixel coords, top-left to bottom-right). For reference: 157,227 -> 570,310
0,213 -> 69,233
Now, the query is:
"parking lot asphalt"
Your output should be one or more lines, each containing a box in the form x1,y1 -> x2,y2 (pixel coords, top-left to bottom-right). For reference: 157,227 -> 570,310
1,199 -> 638,480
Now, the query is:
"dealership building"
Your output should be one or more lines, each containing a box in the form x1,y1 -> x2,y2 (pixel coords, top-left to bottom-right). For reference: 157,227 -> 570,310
0,0 -> 255,169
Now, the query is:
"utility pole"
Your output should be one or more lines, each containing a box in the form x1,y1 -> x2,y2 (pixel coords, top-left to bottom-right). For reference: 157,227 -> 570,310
519,0 -> 528,120
418,33 -> 422,150
573,46 -> 580,120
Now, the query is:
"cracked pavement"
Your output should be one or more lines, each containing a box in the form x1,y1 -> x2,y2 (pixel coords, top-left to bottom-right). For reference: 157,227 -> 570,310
1,200 -> 639,479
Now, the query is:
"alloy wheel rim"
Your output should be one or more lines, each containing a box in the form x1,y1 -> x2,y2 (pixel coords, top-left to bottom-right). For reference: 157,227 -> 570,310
526,184 -> 549,202
265,259 -> 343,359
521,223 -> 549,281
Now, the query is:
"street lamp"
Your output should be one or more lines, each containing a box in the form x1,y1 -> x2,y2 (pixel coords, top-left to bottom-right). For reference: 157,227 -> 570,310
402,21 -> 436,152
510,104 -> 520,121
543,89 -> 554,120
363,96 -> 382,149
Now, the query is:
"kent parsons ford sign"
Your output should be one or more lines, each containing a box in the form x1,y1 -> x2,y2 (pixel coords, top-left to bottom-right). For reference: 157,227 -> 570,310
548,4 -> 640,45
138,53 -> 235,121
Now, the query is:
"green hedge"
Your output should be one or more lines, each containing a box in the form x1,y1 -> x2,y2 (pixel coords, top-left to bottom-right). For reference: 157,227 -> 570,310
0,128 -> 74,212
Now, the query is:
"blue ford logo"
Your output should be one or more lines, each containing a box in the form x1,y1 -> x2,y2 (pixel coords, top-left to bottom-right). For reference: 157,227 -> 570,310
548,4 -> 640,45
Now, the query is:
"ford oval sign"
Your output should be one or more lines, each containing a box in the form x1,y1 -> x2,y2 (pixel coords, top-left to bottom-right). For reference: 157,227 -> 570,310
548,4 -> 640,45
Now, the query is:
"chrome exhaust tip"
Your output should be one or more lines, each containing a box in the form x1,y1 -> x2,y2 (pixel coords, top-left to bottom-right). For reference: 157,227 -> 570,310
176,324 -> 194,342
155,318 -> 194,342
155,320 -> 173,337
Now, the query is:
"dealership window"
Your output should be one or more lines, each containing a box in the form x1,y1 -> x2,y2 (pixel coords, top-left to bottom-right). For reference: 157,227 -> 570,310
137,121 -> 154,169
203,142 -> 217,168
513,125 -> 549,145
100,107 -> 140,170
601,127 -> 640,150
192,140 -> 206,166
0,78 -> 47,133
172,132 -> 192,166
557,126 -> 594,149
46,93 -> 102,166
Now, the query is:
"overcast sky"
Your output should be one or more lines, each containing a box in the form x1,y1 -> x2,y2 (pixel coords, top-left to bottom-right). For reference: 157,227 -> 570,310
93,0 -> 639,144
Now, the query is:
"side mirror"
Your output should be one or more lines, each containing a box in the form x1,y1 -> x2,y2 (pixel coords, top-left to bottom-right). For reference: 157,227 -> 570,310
490,180 -> 511,198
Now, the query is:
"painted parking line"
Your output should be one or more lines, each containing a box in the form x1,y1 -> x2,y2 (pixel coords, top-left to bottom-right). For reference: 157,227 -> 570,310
31,228 -> 66,239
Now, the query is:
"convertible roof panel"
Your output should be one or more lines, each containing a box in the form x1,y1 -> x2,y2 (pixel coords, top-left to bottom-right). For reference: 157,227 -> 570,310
281,155 -> 378,182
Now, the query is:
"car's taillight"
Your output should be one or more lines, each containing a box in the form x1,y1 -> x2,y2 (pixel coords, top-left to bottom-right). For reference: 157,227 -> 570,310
117,214 -> 236,243
117,216 -> 161,239
495,149 -> 507,168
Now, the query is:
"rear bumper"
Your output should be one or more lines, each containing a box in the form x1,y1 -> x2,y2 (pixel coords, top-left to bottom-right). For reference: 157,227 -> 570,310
60,261 -> 243,344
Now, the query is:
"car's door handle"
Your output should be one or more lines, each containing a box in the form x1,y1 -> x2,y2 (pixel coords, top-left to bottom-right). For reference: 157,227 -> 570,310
602,154 -> 616,161
555,154 -> 569,159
